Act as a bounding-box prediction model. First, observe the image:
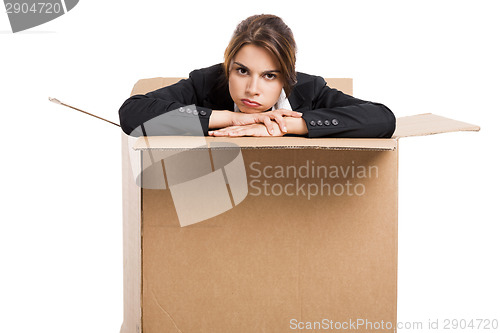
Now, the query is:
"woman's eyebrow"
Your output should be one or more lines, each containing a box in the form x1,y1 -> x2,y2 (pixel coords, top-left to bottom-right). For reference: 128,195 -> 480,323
234,62 -> 281,74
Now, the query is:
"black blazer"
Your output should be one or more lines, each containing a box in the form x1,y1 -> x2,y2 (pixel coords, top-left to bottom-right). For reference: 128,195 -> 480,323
118,64 -> 396,138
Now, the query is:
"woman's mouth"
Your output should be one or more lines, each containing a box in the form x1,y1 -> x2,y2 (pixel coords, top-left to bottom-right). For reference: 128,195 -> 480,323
241,99 -> 261,108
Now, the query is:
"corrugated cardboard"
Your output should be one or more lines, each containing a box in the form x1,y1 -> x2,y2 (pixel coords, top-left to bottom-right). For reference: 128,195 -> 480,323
120,78 -> 479,333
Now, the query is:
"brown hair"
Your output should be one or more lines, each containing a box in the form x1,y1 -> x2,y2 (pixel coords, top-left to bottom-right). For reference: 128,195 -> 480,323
223,14 -> 297,97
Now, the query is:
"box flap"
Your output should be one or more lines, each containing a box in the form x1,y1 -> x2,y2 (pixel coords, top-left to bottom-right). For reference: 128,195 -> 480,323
131,77 -> 184,96
132,136 -> 397,151
393,113 -> 480,138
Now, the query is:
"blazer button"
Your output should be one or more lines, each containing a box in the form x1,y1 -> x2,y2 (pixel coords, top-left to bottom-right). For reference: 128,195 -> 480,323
179,107 -> 185,113
193,110 -> 199,116
317,120 -> 323,126
199,110 -> 207,116
324,120 -> 331,126
332,119 -> 339,126
309,120 -> 316,126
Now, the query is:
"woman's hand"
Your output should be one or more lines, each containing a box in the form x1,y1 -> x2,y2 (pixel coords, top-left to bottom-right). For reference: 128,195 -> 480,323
209,122 -> 284,137
231,109 -> 302,135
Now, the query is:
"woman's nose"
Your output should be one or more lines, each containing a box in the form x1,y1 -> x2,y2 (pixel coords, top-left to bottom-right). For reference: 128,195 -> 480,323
246,76 -> 260,96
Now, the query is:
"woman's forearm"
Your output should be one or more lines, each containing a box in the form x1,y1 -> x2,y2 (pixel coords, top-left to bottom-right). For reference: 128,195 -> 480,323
285,117 -> 308,135
209,111 -> 308,136
209,110 -> 235,129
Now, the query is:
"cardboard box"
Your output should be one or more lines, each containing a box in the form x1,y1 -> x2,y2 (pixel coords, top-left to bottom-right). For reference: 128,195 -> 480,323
120,78 -> 479,333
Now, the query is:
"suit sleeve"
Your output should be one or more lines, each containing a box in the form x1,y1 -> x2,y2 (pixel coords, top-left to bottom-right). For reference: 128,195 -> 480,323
300,77 -> 396,138
118,70 -> 212,136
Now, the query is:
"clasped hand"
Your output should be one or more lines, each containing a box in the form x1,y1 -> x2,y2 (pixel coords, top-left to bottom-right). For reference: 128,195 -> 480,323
209,109 -> 303,137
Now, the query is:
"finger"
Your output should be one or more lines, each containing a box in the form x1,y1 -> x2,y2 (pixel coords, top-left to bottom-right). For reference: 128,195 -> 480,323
275,115 -> 287,133
229,130 -> 244,137
208,130 -> 226,136
229,127 -> 257,137
210,129 -> 230,136
283,110 -> 303,118
222,127 -> 246,137
212,125 -> 246,136
274,109 -> 303,118
263,117 -> 274,135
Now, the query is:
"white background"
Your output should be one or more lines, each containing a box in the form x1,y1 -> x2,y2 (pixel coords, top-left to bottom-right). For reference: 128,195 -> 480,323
1,1 -> 498,332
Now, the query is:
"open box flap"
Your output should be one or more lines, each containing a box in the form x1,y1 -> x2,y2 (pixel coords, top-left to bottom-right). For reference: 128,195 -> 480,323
131,77 -> 184,96
393,113 -> 480,138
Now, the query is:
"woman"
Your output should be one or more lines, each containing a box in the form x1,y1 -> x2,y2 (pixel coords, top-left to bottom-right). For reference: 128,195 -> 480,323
119,14 -> 396,138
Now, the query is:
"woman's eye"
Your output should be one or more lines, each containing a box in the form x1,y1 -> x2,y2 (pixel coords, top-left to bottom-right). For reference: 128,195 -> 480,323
237,68 -> 248,75
264,73 -> 277,80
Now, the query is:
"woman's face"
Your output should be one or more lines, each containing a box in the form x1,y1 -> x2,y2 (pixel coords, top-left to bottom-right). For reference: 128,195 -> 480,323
228,44 -> 284,113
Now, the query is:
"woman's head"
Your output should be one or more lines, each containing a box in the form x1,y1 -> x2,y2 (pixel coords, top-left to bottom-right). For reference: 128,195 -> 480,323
223,14 -> 297,113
